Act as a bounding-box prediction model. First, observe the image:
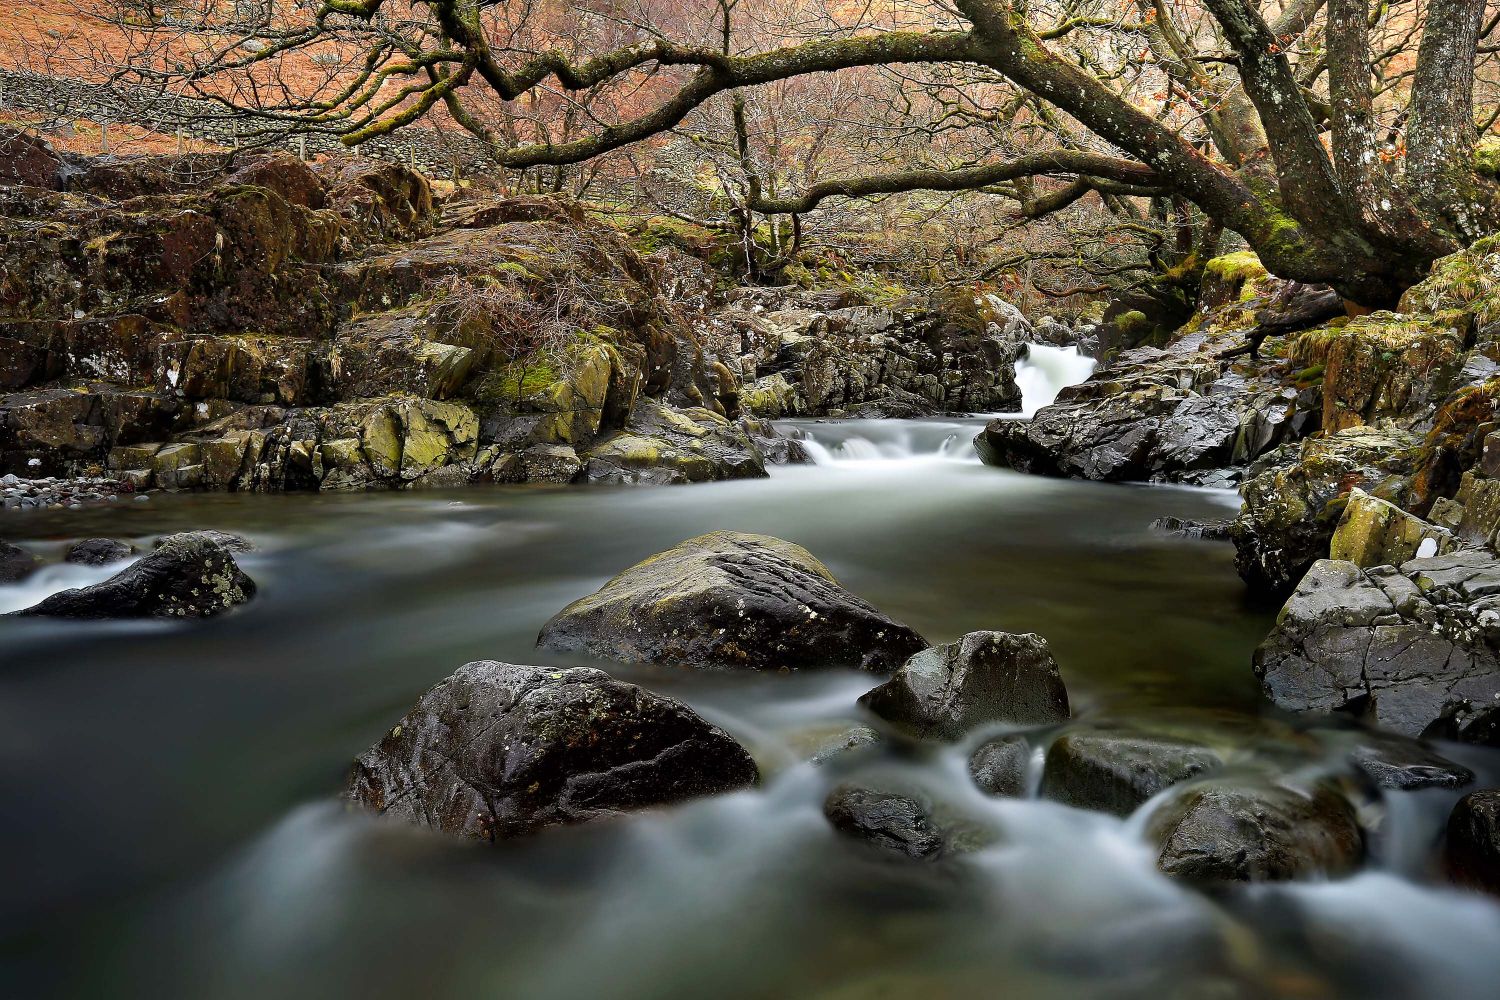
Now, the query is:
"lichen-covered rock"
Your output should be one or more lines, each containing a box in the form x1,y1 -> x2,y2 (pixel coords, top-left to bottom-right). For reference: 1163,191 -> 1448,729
1330,488 -> 1457,568
858,631 -> 1069,741
537,531 -> 926,672
0,539 -> 41,582
581,399 -> 767,485
346,661 -> 758,841
1148,781 -> 1364,882
9,531 -> 254,618
64,537 -> 135,566
1254,555 -> 1500,742
1041,729 -> 1223,817
1447,789 -> 1500,893
1230,426 -> 1422,596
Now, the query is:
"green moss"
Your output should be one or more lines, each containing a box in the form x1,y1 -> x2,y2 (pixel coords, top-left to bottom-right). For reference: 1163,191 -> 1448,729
1476,139 -> 1500,180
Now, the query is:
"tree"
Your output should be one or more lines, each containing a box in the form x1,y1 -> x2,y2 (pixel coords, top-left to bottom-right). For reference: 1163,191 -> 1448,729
91,0 -> 1500,306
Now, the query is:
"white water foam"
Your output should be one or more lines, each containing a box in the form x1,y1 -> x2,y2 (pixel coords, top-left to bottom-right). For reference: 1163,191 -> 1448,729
1015,342 -> 1097,416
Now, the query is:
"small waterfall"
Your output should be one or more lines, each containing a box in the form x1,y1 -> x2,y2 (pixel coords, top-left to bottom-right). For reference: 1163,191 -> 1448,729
1015,343 -> 1096,416
787,420 -> 979,466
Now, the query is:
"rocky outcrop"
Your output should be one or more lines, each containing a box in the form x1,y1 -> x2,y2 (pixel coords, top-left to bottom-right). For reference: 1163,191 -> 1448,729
726,288 -> 1026,418
858,631 -> 1069,741
1148,781 -> 1364,882
1329,488 -> 1458,568
1230,426 -> 1423,596
1041,728 -> 1223,817
347,661 -> 758,841
0,139 -> 773,491
9,531 -> 253,618
537,531 -> 926,672
1447,789 -> 1500,893
1254,555 -> 1500,743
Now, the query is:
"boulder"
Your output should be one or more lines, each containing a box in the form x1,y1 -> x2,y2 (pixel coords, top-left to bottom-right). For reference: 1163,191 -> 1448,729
64,538 -> 136,566
0,540 -> 41,582
1254,555 -> 1500,742
9,531 -> 254,618
969,735 -> 1032,797
1148,781 -> 1364,882
1042,729 -> 1222,817
1347,732 -> 1475,791
1329,488 -> 1457,569
822,786 -> 949,861
346,661 -> 758,841
1447,790 -> 1500,893
0,128 -> 64,189
538,531 -> 926,672
581,400 -> 767,485
858,631 -> 1069,741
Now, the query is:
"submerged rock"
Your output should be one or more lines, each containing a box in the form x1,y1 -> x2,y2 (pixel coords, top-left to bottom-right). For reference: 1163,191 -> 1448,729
1447,790 -> 1500,893
858,631 -> 1069,740
968,734 -> 1032,797
1347,732 -> 1475,791
537,531 -> 926,672
822,785 -> 950,861
347,661 -> 758,841
1148,781 -> 1364,882
1042,729 -> 1222,817
64,538 -> 136,566
10,532 -> 254,618
0,540 -> 41,582
1149,516 -> 1232,542
1254,555 -> 1500,742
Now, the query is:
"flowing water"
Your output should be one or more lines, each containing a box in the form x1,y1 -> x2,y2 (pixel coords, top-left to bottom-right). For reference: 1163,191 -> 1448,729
2,349 -> 1499,999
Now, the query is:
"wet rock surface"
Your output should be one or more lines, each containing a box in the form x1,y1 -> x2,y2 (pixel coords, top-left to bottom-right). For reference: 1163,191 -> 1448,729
0,539 -> 41,582
1255,554 -> 1500,742
822,785 -> 950,861
858,631 -> 1069,740
9,531 -> 254,618
1148,781 -> 1364,883
968,735 -> 1032,797
1446,789 -> 1500,893
347,661 -> 758,841
63,537 -> 136,566
537,531 -> 926,672
1042,729 -> 1223,817
1346,732 -> 1475,791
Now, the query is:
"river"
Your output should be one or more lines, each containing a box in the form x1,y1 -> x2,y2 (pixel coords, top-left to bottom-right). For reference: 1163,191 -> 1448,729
2,345 -> 1498,998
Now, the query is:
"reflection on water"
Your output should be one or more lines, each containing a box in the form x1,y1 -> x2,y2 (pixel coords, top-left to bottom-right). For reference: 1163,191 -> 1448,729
1,412 -> 1498,999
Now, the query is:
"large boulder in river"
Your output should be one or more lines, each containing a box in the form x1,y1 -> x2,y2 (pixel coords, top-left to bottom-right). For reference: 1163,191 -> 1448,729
9,532 -> 253,618
1041,728 -> 1223,817
1148,781 -> 1364,883
1255,555 -> 1500,743
1447,790 -> 1500,893
347,661 -> 758,841
823,785 -> 951,861
537,531 -> 926,672
858,631 -> 1069,740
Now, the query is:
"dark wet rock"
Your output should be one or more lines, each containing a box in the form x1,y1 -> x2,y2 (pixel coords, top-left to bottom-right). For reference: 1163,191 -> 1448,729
1347,732 -> 1475,791
192,530 -> 255,553
823,785 -> 948,861
738,416 -> 811,465
976,329 -> 1302,486
1148,781 -> 1364,882
858,631 -> 1069,740
1150,516 -> 1233,542
538,531 -> 926,672
1447,789 -> 1500,893
1254,555 -> 1500,743
346,661 -> 757,841
806,725 -> 882,767
9,531 -> 254,618
1231,426 -> 1423,597
969,735 -> 1032,797
64,538 -> 136,566
0,540 -> 41,582
1042,729 -> 1223,817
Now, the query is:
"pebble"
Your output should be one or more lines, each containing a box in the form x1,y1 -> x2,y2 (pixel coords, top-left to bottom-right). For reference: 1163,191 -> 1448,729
0,475 -> 147,510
